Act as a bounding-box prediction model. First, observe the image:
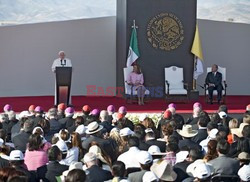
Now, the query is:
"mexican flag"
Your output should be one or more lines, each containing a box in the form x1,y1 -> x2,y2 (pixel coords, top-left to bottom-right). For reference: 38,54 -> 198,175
126,27 -> 140,67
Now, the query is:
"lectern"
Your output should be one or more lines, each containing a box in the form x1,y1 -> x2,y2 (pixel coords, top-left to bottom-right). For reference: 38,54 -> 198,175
55,67 -> 72,106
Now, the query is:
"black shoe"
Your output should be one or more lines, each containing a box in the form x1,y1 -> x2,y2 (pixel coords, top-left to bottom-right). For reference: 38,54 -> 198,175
209,100 -> 213,104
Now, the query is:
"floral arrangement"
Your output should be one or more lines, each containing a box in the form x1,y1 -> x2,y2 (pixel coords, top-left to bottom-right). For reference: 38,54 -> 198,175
126,112 -> 163,126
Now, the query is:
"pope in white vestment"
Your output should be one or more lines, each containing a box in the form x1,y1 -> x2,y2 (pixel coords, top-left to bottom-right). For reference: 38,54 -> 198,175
52,51 -> 72,105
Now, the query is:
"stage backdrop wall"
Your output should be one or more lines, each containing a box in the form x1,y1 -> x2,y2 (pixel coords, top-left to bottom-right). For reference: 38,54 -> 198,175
196,19 -> 250,95
0,17 -> 249,97
116,0 -> 197,98
0,17 -> 116,97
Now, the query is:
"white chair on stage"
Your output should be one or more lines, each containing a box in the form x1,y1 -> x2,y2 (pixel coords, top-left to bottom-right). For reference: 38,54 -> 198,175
123,66 -> 150,103
204,66 -> 227,103
164,66 -> 188,101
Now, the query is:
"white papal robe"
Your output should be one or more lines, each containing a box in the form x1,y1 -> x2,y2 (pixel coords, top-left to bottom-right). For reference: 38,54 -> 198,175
51,58 -> 72,105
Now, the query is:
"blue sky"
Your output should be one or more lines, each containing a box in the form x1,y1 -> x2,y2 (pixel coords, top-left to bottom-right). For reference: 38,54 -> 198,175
0,0 -> 249,25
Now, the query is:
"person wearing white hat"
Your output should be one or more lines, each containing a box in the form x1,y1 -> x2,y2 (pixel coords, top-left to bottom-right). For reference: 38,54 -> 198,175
83,152 -> 113,182
61,161 -> 83,179
186,159 -> 214,181
55,140 -> 68,162
217,105 -> 234,127
150,159 -> 177,182
175,150 -> 189,164
174,149 -> 202,181
9,149 -> 24,161
142,171 -> 159,182
177,125 -> 201,151
139,114 -> 148,122
119,127 -> 134,137
128,151 -> 153,182
148,145 -> 166,159
238,152 -> 250,167
75,124 -> 87,141
17,110 -> 33,120
82,122 -> 116,162
238,163 -> 250,182
231,123 -> 249,138
199,128 -> 219,153
218,111 -> 227,119
9,150 -> 35,181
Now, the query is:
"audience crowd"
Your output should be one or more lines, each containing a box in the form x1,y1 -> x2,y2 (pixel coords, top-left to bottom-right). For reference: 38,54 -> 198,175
0,102 -> 249,182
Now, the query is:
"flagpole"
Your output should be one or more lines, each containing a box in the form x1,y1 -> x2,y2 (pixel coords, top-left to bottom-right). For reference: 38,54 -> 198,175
126,20 -> 140,67
132,20 -> 138,29
193,56 -> 197,90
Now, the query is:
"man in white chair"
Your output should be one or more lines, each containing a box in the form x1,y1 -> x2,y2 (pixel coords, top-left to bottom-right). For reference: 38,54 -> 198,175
205,64 -> 223,104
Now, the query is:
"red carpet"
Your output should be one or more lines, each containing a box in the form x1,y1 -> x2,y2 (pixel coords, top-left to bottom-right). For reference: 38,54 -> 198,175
0,95 -> 249,113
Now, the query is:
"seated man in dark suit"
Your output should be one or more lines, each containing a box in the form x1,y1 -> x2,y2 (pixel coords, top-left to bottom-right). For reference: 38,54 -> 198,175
205,64 -> 223,104
82,122 -> 117,161
208,139 -> 240,175
37,146 -> 68,182
192,116 -> 209,143
145,130 -> 166,152
177,125 -> 201,151
12,118 -> 34,153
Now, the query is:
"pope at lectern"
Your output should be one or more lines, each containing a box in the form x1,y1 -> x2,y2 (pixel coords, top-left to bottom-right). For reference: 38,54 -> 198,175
52,51 -> 72,105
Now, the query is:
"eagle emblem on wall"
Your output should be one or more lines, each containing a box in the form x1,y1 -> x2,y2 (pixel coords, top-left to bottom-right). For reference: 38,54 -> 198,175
147,13 -> 184,51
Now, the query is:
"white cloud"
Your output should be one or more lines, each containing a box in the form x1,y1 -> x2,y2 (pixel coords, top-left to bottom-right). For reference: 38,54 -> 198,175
0,0 -> 249,25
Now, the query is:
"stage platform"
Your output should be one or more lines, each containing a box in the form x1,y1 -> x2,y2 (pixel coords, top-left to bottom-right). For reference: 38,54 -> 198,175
0,95 -> 249,114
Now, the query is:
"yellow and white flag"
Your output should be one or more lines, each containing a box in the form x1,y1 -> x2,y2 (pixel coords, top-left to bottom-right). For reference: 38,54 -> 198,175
191,24 -> 204,80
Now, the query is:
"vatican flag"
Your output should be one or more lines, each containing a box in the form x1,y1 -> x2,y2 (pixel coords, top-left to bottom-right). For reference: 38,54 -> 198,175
191,24 -> 204,80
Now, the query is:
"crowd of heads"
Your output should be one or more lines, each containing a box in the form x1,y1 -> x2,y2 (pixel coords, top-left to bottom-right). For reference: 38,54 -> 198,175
0,102 -> 249,182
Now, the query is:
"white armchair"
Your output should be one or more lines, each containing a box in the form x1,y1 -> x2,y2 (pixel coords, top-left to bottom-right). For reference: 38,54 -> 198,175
164,66 -> 188,99
123,66 -> 150,102
204,66 -> 227,103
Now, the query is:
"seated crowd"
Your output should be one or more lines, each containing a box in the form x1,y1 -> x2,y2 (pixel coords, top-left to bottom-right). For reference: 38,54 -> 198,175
0,102 -> 249,182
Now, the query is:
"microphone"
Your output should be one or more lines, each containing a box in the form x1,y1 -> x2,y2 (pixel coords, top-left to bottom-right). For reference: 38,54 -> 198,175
61,59 -> 66,66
